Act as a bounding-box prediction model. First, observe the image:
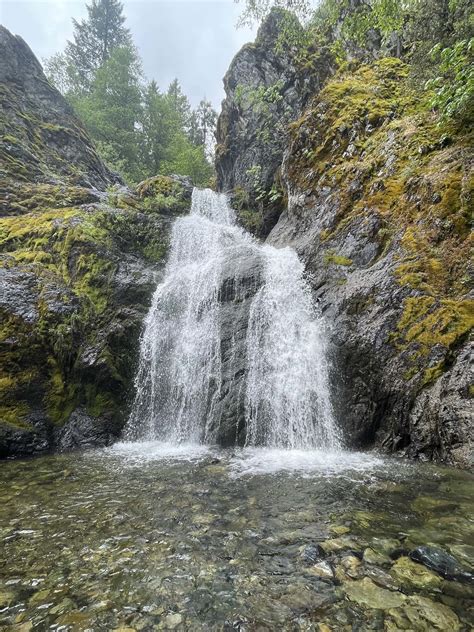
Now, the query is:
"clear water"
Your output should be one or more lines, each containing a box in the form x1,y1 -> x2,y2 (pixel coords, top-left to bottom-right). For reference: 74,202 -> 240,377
0,446 -> 473,630
125,189 -> 339,449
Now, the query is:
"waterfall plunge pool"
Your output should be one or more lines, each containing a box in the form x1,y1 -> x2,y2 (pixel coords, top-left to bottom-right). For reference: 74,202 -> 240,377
1,445 -> 473,630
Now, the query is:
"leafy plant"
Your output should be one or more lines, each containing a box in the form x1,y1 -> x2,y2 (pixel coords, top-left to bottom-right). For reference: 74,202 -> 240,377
425,39 -> 474,124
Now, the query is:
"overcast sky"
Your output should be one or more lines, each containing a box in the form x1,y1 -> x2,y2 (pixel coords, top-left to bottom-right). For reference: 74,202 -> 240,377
0,0 -> 257,108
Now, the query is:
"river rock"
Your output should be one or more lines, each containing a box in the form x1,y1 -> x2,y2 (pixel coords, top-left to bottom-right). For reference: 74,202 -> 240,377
388,595 -> 461,631
343,577 -> 406,609
308,561 -> 334,580
363,547 -> 392,565
409,546 -> 474,583
391,556 -> 443,590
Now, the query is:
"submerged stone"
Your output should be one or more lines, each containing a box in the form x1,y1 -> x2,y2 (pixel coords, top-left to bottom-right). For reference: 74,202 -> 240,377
308,561 -> 334,580
391,556 -> 443,590
300,544 -> 325,565
403,595 -> 461,630
163,616 -> 183,631
343,577 -> 406,609
409,546 -> 474,582
363,547 -> 391,565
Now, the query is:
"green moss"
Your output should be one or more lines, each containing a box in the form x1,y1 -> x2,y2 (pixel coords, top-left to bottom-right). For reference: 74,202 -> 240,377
422,363 -> 445,386
0,403 -> 31,429
46,360 -> 77,425
324,251 -> 353,266
395,297 -> 474,377
84,387 -> 115,418
286,54 -> 472,390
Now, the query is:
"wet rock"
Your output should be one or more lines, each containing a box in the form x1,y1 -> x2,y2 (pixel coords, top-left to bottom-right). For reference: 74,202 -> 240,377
308,561 -> 334,580
391,556 -> 443,590
363,547 -> 391,565
300,544 -> 326,565
388,595 -> 461,631
343,577 -> 406,609
370,537 -> 402,557
0,590 -> 15,607
448,544 -> 474,568
162,616 -> 183,631
215,8 -> 333,236
409,546 -> 474,583
56,409 -> 115,451
412,495 -> 458,514
329,524 -> 350,536
364,566 -> 401,591
320,536 -> 358,554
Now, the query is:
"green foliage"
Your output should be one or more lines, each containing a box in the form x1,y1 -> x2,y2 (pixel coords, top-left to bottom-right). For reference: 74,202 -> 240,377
65,0 -> 131,92
236,0 -> 311,26
426,39 -> 474,124
71,44 -> 143,182
44,0 -> 216,185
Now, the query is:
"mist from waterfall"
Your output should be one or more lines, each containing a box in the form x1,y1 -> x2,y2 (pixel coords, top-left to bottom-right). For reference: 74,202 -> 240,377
124,188 -> 340,450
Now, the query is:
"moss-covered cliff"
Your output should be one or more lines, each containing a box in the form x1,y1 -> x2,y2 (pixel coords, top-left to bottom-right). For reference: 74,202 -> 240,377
0,27 -> 191,456
216,15 -> 473,466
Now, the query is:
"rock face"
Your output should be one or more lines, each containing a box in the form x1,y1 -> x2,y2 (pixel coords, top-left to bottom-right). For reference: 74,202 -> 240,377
0,26 -> 192,457
217,17 -> 473,467
215,9 -> 333,237
0,25 -> 118,197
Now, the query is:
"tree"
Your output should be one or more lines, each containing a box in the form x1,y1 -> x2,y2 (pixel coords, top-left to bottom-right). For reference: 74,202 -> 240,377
188,100 -> 217,157
167,79 -> 192,128
64,0 -> 131,93
43,53 -> 73,94
236,0 -> 312,25
73,44 -> 143,181
141,81 -> 180,175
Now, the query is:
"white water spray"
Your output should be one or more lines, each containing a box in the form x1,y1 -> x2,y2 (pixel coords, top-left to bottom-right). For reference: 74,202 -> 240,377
124,188 -> 340,450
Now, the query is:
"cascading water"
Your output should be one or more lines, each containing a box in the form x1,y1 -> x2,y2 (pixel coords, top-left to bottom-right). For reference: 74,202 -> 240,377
124,188 -> 340,450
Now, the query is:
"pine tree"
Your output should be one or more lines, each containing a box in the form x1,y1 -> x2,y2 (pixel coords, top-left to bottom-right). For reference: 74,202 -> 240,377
65,0 -> 131,93
167,79 -> 192,129
141,81 -> 179,175
73,44 -> 143,181
188,100 -> 217,157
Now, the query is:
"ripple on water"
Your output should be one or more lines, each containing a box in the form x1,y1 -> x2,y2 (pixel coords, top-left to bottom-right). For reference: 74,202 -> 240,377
101,440 -> 215,465
227,447 -> 386,478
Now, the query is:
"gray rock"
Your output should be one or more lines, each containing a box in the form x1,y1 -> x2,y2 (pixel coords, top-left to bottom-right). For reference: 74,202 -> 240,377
57,408 -> 115,451
409,546 -> 474,583
215,9 -> 334,236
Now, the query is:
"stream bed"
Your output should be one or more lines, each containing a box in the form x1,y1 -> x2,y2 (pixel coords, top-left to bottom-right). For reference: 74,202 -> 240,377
0,444 -> 473,631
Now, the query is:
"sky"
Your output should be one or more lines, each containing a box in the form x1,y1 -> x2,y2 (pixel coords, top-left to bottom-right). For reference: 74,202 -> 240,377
0,0 -> 257,108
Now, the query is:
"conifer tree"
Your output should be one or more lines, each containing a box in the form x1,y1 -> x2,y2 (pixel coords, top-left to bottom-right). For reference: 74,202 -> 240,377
65,0 -> 131,92
73,44 -> 143,181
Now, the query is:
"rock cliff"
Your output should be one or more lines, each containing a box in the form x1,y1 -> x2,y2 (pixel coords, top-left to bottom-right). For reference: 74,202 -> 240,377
0,26 -> 191,457
216,9 -> 333,237
216,16 -> 473,466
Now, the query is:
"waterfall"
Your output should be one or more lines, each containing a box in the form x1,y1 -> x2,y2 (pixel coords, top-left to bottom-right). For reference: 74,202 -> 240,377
124,188 -> 340,450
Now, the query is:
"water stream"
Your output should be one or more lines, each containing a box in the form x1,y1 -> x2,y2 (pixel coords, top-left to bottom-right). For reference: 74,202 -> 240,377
125,188 -> 339,450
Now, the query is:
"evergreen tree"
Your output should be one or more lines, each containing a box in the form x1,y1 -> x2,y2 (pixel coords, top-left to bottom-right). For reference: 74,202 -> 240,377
65,0 -> 131,92
188,100 -> 217,157
73,45 -> 143,181
141,81 -> 179,175
167,78 -> 192,128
